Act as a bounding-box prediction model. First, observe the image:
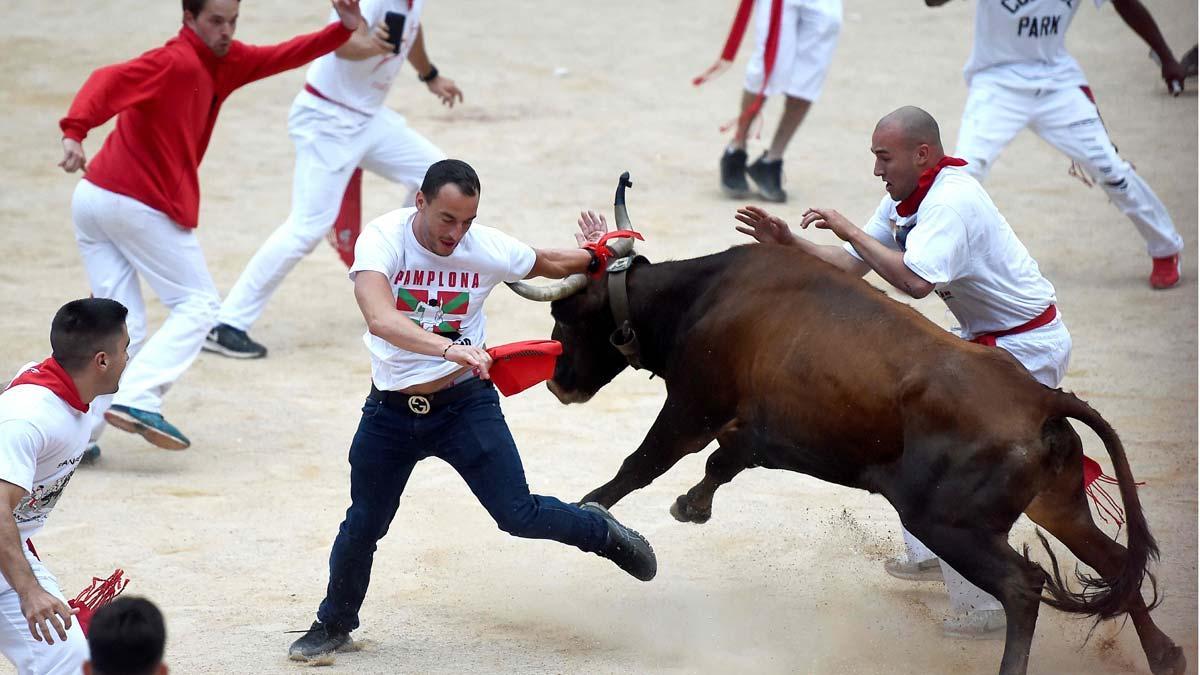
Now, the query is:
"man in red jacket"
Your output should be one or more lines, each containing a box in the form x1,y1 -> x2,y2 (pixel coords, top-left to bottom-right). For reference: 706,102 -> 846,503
57,0 -> 363,453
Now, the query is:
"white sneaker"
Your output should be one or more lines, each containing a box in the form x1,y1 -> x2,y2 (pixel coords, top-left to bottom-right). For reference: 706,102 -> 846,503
883,556 -> 944,582
943,609 -> 1006,640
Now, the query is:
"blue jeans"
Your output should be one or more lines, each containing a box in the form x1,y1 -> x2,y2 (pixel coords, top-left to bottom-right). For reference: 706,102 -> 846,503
317,380 -> 608,632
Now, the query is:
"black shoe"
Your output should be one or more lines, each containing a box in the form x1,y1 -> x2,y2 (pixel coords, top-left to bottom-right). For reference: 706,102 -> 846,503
80,443 -> 101,466
288,621 -> 353,661
720,148 -> 752,199
581,502 -> 657,581
747,153 -> 787,203
203,324 -> 267,359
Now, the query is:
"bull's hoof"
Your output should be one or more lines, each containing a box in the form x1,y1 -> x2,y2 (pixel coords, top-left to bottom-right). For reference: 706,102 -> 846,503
670,495 -> 711,524
1149,644 -> 1186,675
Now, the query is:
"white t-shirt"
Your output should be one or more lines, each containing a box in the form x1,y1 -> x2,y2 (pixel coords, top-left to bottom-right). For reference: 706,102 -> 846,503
304,0 -> 425,118
0,371 -> 94,546
349,207 -> 537,390
844,166 -> 1056,339
964,0 -> 1106,90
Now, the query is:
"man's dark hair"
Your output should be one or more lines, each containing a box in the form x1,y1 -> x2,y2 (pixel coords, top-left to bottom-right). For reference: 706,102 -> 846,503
182,0 -> 239,16
88,597 -> 166,675
420,159 -> 481,202
50,298 -> 127,371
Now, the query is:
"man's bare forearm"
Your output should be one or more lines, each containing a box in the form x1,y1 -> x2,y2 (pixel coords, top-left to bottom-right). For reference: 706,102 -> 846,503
0,515 -> 38,596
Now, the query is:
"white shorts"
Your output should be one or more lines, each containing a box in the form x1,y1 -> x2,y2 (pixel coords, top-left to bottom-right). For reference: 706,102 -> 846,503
0,553 -> 88,675
743,0 -> 842,102
993,314 -> 1072,388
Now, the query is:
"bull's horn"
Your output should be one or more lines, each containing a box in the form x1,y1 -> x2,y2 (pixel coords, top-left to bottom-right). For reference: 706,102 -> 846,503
608,171 -> 636,258
506,274 -> 589,302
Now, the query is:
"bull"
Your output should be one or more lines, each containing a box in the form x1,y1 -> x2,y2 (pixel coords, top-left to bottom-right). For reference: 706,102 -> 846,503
507,174 -> 1185,675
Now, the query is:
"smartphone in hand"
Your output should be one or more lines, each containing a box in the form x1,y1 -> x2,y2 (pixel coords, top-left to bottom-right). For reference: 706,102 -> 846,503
384,11 -> 406,55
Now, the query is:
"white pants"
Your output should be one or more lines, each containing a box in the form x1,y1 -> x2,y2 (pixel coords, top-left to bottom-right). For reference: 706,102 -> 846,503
0,552 -> 88,675
217,96 -> 445,332
73,180 -> 220,427
743,0 -> 842,102
901,316 -> 1072,614
956,82 -> 1183,258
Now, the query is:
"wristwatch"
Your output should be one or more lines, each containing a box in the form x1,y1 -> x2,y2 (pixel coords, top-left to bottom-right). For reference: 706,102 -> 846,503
419,65 -> 439,83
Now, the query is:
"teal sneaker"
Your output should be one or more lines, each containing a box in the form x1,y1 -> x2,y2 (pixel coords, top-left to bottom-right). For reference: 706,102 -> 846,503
105,405 -> 190,450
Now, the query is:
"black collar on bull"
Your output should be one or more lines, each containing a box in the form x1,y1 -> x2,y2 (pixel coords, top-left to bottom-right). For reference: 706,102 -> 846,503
605,255 -> 646,371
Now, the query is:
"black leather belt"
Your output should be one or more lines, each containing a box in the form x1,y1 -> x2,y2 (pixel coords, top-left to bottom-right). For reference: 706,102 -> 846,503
368,378 -> 491,416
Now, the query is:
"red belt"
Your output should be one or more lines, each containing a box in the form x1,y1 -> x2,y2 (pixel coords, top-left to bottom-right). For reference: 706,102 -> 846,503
304,83 -> 370,116
970,305 -> 1057,347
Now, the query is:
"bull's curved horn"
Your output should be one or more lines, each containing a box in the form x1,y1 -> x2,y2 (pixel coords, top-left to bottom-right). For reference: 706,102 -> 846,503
505,172 -> 637,302
506,274 -> 589,302
608,171 -> 636,258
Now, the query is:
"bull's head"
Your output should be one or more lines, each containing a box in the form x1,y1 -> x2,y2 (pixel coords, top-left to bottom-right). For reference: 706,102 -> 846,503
507,173 -> 640,403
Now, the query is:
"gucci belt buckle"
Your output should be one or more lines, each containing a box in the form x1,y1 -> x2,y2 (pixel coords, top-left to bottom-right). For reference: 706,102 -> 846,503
407,395 -> 431,415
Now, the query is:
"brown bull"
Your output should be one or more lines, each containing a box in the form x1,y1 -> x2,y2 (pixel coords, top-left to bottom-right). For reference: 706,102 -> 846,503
508,176 -> 1185,675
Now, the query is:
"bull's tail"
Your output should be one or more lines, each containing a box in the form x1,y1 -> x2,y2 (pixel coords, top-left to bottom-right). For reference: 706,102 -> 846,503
1032,391 -> 1160,621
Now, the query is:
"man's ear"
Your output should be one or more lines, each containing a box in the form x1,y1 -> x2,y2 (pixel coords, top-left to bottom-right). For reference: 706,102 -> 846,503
94,350 -> 109,370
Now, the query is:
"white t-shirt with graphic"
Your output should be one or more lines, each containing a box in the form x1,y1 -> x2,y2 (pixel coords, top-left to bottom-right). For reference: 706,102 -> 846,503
844,166 -> 1056,339
350,207 -> 536,390
0,374 -> 94,549
964,0 -> 1106,90
304,0 -> 425,118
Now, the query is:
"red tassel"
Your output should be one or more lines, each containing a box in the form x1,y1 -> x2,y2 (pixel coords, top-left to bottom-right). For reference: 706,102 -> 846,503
68,569 -> 130,636
696,0 -> 784,138
1081,455 -> 1145,530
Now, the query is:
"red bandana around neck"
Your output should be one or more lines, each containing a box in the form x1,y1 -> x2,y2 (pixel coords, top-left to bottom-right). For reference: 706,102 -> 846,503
5,357 -> 89,414
895,156 -> 968,217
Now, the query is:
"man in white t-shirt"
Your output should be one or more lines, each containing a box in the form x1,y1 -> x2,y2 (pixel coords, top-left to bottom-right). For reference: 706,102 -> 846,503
287,160 -> 657,662
207,0 -> 464,359
0,298 -> 130,674
929,0 -> 1187,289
736,107 -> 1070,639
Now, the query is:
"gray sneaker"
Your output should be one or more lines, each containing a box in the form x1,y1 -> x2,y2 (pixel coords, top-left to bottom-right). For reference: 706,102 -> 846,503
288,621 -> 353,661
204,324 -> 267,359
943,609 -> 1006,640
884,556 -> 944,582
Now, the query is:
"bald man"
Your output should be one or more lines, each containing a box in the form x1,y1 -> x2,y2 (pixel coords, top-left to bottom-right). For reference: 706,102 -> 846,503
736,106 -> 1071,638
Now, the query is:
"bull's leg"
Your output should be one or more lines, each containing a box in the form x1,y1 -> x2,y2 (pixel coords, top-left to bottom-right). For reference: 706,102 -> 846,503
906,521 -> 1044,675
1025,472 -> 1186,675
579,396 -> 727,509
671,428 -> 753,524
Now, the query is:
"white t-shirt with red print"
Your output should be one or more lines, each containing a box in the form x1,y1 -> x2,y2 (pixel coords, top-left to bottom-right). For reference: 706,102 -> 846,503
350,207 -> 536,390
0,366 -> 95,549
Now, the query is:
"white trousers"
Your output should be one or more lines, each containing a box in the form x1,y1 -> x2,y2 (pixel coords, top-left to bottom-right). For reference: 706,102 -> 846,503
217,97 -> 445,332
900,316 -> 1072,614
0,552 -> 88,675
743,0 -> 842,102
73,180 -> 220,428
956,82 -> 1183,258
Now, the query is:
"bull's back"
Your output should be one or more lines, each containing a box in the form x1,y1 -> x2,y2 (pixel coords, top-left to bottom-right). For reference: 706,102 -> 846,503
674,246 -> 1048,459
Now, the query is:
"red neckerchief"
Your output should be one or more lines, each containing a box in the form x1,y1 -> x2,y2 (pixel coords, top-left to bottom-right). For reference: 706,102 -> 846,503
895,156 -> 968,217
5,357 -> 89,414
693,0 -> 783,133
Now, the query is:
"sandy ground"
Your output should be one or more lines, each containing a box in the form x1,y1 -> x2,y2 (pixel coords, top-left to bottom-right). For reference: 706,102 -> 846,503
0,0 -> 1195,673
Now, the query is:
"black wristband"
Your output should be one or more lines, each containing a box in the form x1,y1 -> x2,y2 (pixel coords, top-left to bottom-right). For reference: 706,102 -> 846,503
585,248 -> 600,274
419,65 -> 439,83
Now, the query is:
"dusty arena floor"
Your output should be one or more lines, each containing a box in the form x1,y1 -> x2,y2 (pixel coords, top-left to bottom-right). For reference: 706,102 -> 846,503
0,1 -> 1196,673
